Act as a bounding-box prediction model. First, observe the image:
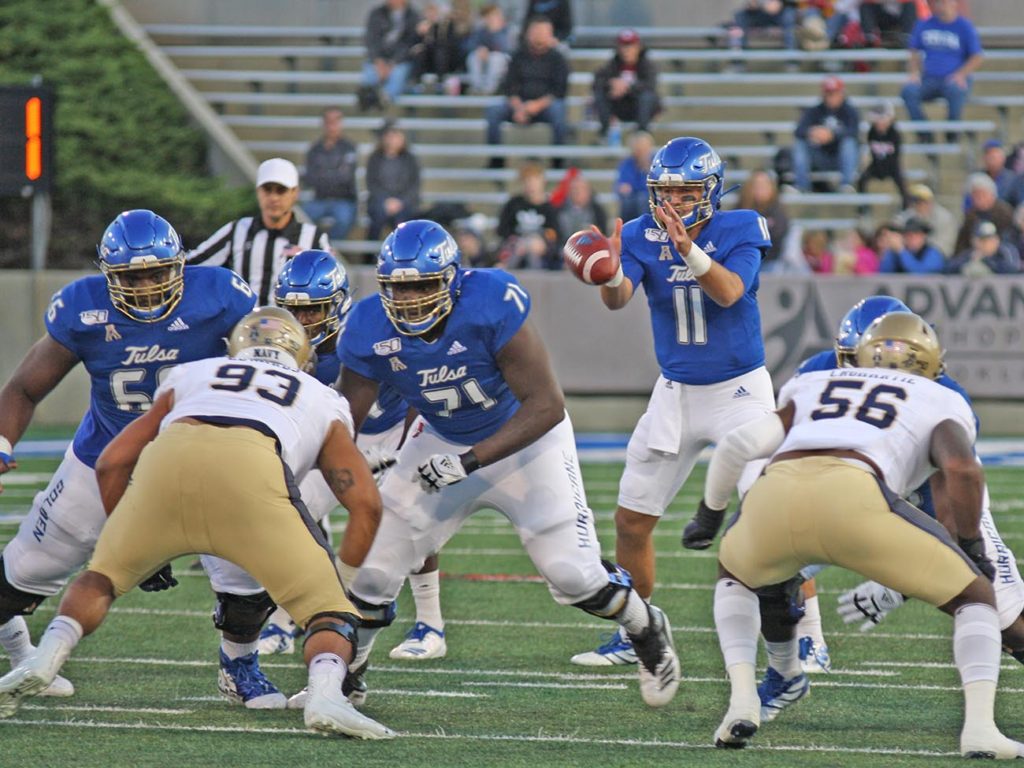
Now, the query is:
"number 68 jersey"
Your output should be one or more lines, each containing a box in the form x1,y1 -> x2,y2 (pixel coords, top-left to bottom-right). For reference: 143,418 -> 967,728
156,356 -> 353,482
777,368 -> 977,497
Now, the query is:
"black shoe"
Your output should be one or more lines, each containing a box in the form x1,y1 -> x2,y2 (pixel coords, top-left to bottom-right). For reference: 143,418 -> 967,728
343,661 -> 368,706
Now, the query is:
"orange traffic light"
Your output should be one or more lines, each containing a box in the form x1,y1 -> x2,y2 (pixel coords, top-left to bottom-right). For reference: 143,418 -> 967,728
25,96 -> 42,181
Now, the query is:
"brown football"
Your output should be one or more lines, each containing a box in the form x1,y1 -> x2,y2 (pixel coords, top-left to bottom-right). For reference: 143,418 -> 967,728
562,229 -> 620,285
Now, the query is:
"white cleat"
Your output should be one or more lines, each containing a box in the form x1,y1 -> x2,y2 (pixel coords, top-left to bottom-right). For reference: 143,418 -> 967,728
714,706 -> 761,749
257,621 -> 297,655
388,622 -> 447,660
628,605 -> 681,708
961,727 -> 1024,759
0,663 -> 52,718
569,627 -> 638,667
304,677 -> 395,740
37,674 -> 75,698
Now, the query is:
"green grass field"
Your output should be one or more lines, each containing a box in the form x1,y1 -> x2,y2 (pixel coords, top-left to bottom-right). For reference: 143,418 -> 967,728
1,451 -> 1022,767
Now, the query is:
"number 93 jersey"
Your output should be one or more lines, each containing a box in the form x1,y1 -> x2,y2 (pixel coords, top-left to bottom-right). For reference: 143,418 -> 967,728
44,266 -> 257,468
340,269 -> 529,444
620,210 -> 770,385
156,356 -> 352,481
777,367 -> 977,497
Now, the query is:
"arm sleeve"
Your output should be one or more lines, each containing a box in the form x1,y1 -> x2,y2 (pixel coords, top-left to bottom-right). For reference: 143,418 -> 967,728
186,221 -> 234,267
963,22 -> 983,58
43,286 -> 77,353
619,231 -> 646,288
503,53 -> 522,97
705,412 -> 787,510
552,52 -> 569,99
794,107 -> 816,140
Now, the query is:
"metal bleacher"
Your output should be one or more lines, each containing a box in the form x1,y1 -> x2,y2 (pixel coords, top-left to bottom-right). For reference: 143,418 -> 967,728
141,19 -> 1024,248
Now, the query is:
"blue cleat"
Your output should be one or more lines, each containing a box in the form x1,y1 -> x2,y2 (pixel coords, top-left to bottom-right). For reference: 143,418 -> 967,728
798,635 -> 832,674
758,666 -> 809,722
217,650 -> 287,709
389,622 -> 447,660
569,627 -> 638,666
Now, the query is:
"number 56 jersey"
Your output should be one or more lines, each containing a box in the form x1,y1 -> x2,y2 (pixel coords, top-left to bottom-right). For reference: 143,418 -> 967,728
777,368 -> 977,497
44,266 -> 257,468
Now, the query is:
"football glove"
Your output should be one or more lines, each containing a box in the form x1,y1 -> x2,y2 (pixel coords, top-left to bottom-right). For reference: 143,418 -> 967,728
139,564 -> 178,593
959,536 -> 996,582
417,453 -> 468,493
681,499 -> 727,550
837,581 -> 905,631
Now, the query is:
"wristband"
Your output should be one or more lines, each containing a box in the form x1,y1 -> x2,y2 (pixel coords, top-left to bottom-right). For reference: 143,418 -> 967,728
683,243 -> 713,278
0,436 -> 12,464
459,450 -> 481,475
604,264 -> 624,288
335,560 -> 359,589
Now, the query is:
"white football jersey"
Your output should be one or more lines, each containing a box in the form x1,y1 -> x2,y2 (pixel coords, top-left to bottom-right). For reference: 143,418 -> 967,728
157,356 -> 352,480
777,368 -> 976,497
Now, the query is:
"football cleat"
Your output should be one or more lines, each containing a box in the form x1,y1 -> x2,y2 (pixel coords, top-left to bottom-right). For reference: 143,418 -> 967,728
389,622 -> 447,660
758,666 -> 809,722
960,726 -> 1024,759
628,605 -> 681,708
304,673 -> 395,740
798,636 -> 832,674
569,627 -> 638,667
714,707 -> 760,749
37,674 -> 75,698
288,661 -> 368,710
217,650 -> 287,709
0,662 -> 52,718
258,620 -> 299,656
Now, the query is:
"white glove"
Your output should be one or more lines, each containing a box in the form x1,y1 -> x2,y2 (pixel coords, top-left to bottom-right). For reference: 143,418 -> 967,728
417,453 -> 468,492
360,444 -> 397,485
837,581 -> 905,632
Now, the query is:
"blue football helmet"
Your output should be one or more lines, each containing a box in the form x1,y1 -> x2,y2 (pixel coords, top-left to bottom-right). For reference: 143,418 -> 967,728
377,219 -> 461,336
274,249 -> 352,346
834,295 -> 911,367
96,209 -> 185,322
647,137 -> 726,230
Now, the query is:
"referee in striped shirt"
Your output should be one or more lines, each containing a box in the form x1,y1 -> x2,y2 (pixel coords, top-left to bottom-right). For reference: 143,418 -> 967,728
186,158 -> 332,305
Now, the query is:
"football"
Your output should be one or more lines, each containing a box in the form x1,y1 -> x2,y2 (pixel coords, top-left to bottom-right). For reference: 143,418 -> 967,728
562,230 -> 620,285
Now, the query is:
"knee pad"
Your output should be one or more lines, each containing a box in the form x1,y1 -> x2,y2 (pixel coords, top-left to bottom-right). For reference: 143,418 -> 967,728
305,611 -> 360,656
348,593 -> 396,629
572,560 -> 634,619
212,591 -> 276,637
0,557 -> 47,623
756,577 -> 806,630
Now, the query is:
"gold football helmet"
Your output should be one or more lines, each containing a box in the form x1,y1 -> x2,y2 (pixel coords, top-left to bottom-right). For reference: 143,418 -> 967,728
227,307 -> 312,371
854,312 -> 943,379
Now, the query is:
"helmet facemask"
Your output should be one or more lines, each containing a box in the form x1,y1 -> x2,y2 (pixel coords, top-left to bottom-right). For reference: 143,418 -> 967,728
275,292 -> 346,347
648,177 -> 717,230
379,265 -> 457,336
100,256 -> 185,323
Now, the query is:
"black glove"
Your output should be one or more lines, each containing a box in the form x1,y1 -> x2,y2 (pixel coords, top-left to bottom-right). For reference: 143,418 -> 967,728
682,499 -> 728,550
139,564 -> 178,592
959,536 -> 996,582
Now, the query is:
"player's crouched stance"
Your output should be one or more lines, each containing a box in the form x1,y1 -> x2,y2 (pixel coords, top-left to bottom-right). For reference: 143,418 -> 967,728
704,313 -> 1022,759
0,309 -> 394,739
339,220 -> 680,708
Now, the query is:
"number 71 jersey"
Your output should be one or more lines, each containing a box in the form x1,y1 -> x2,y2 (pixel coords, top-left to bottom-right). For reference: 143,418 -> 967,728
340,269 -> 529,445
776,367 -> 977,496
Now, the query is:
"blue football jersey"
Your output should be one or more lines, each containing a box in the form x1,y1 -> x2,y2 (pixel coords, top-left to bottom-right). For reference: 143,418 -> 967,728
340,269 -> 529,444
316,341 -> 407,436
620,210 -> 770,385
45,266 -> 257,467
796,348 -> 979,518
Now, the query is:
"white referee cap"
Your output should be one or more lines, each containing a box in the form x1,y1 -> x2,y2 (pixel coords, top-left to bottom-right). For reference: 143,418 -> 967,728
257,158 -> 299,189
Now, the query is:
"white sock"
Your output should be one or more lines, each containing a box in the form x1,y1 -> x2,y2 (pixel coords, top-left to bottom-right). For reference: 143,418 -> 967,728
796,594 -> 825,645
44,616 -> 83,649
408,570 -> 444,630
0,616 -> 34,664
617,590 -> 653,636
954,604 -> 1001,732
221,638 -> 258,660
309,652 -> 347,680
765,639 -> 802,679
714,579 -> 761,713
32,616 -> 82,683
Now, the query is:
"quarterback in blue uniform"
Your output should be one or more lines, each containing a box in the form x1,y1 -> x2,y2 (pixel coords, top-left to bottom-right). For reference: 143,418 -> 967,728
571,137 -> 778,667
338,220 -> 681,709
0,210 -> 256,700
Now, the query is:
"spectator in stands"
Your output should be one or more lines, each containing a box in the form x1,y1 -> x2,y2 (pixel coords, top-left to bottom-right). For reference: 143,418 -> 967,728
738,169 -> 790,268
727,1 -> 798,67
591,29 -> 661,145
520,0 -> 573,44
465,4 -> 511,95
879,217 -> 946,272
361,0 -> 422,108
365,121 -> 421,240
615,131 -> 655,222
859,0 -> 916,48
302,108 -> 359,241
857,99 -> 907,204
414,0 -> 473,95
822,0 -> 863,49
1010,203 -> 1024,260
453,217 -> 495,267
791,76 -> 860,193
896,182 -> 958,257
496,163 -> 560,269
955,173 -> 1015,254
974,139 -> 1020,205
945,220 -> 1022,275
485,17 -> 569,169
556,174 -> 608,244
832,227 -> 881,274
801,229 -> 834,273
901,0 -> 984,141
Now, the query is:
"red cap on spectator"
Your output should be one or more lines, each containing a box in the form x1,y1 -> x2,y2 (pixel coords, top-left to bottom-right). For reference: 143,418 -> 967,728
822,76 -> 844,93
617,29 -> 640,45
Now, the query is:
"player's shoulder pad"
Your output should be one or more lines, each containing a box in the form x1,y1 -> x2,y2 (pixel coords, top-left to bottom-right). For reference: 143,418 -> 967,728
622,213 -> 663,246
188,266 -> 257,310
714,209 -> 771,247
937,372 -> 972,407
460,268 -> 531,320
796,350 -> 837,375
45,275 -> 108,328
340,294 -> 388,355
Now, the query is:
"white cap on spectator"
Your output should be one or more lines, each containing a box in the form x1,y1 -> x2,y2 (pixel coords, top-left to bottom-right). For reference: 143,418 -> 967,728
257,158 -> 299,189
966,172 -> 997,195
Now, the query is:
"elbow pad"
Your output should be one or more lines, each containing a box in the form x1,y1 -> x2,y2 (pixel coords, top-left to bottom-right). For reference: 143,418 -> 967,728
705,412 -> 786,510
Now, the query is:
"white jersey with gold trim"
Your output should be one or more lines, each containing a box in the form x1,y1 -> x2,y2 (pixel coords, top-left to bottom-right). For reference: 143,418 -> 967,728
777,368 -> 976,496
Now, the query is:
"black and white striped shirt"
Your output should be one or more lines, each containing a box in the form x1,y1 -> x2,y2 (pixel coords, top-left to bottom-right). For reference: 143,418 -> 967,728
186,213 -> 331,306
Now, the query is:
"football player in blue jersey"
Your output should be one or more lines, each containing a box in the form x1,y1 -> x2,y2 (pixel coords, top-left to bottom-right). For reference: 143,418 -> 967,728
0,210 -> 279,705
569,137 -> 779,667
337,219 -> 681,709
